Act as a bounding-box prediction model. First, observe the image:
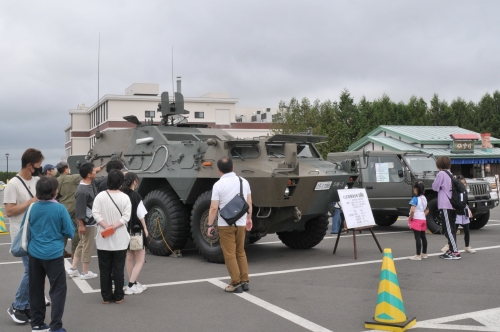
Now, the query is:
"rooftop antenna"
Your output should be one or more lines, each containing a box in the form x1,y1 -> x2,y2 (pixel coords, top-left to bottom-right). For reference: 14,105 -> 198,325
95,33 -> 103,139
171,46 -> 175,125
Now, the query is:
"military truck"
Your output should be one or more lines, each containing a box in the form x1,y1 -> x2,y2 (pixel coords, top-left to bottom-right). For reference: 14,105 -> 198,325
327,151 -> 498,233
68,91 -> 357,263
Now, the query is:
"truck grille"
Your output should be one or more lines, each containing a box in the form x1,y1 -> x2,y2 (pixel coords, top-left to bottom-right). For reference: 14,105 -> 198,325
470,184 -> 489,198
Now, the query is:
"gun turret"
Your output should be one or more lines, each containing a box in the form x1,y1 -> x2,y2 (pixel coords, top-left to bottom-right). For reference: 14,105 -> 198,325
157,92 -> 189,125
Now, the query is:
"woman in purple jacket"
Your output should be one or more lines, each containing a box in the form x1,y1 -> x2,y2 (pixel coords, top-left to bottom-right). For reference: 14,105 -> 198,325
432,156 -> 461,260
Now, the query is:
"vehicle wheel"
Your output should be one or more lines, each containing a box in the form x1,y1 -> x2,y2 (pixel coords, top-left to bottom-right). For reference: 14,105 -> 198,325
277,215 -> 328,249
247,235 -> 262,245
190,191 -> 224,263
425,198 -> 442,234
143,189 -> 189,256
374,215 -> 398,227
470,210 -> 490,229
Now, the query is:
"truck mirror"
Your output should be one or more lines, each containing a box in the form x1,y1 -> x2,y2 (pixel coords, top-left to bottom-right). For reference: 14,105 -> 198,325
398,169 -> 404,178
284,143 -> 297,168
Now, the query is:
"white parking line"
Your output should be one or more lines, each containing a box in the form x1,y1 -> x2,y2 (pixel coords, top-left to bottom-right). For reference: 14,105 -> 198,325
0,261 -> 22,265
364,307 -> 500,331
208,279 -> 333,332
414,307 -> 500,331
63,258 -> 95,293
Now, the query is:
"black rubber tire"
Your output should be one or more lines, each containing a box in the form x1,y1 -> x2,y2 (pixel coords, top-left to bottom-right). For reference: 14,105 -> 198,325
190,191 -> 225,263
143,189 -> 189,256
277,215 -> 328,249
247,235 -> 262,245
426,198 -> 442,234
374,215 -> 398,227
470,210 -> 490,229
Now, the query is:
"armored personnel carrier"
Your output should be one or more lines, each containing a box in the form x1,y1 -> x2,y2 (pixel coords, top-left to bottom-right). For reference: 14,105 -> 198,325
68,91 -> 357,263
327,150 -> 498,233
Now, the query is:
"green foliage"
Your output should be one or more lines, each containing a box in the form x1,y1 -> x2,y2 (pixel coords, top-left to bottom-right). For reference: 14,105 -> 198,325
0,172 -> 17,183
272,90 -> 500,159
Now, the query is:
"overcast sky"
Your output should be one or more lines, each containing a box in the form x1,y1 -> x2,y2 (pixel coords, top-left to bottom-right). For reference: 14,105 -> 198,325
1,1 -> 499,171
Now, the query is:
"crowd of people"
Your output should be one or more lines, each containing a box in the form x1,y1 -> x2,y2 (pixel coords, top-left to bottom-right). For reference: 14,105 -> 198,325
3,149 -> 151,332
4,149 -> 253,332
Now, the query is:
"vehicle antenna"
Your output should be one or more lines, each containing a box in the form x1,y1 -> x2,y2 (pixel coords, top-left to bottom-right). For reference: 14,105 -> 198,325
95,33 -> 103,139
171,46 -> 175,125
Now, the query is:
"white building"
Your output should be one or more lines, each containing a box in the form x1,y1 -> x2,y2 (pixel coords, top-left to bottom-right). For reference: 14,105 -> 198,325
65,83 -> 278,157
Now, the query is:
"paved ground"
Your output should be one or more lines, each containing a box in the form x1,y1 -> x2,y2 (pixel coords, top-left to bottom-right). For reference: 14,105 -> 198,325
1,191 -> 500,332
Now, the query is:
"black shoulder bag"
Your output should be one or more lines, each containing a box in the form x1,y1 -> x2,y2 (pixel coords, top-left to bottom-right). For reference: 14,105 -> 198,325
83,184 -> 98,226
219,177 -> 249,226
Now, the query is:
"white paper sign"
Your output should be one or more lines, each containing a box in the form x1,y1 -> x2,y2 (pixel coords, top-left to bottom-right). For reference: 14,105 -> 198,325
337,188 -> 376,229
375,163 -> 389,182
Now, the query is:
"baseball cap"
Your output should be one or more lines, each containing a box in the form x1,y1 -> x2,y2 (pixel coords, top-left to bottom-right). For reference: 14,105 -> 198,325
43,164 -> 55,173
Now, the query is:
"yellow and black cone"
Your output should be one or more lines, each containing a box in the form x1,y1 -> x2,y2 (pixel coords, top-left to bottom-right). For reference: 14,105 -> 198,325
0,206 -> 9,235
365,248 -> 416,331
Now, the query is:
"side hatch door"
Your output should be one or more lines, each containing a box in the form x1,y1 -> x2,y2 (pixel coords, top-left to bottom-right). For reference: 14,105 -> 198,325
361,155 -> 413,210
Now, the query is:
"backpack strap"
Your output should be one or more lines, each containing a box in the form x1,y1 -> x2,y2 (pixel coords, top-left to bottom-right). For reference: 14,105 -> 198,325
442,170 -> 454,200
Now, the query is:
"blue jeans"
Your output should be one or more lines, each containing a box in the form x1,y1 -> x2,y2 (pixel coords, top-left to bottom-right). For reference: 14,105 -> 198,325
13,255 -> 30,310
331,208 -> 342,234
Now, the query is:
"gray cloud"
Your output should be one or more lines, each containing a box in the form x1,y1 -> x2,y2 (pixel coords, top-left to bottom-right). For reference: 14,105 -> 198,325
1,1 -> 499,170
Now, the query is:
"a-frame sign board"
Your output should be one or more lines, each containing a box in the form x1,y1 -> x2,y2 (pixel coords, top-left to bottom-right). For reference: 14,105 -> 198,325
332,189 -> 382,259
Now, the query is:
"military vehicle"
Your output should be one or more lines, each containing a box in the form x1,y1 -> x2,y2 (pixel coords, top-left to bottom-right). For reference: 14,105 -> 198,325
68,91 -> 357,263
327,151 -> 498,233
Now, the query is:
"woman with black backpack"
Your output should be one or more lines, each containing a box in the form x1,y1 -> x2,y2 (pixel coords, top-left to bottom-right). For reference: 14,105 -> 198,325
442,175 -> 476,254
432,156 -> 461,260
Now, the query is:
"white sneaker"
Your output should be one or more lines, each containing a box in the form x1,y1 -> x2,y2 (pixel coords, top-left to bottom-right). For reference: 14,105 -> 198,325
66,267 -> 79,277
124,284 -> 143,295
136,282 -> 147,291
421,254 -> 428,259
465,247 -> 476,254
408,255 -> 421,261
80,271 -> 98,279
441,244 -> 449,253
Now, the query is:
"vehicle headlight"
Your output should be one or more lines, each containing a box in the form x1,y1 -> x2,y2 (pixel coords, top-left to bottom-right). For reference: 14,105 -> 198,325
466,185 -> 470,193
284,187 -> 290,197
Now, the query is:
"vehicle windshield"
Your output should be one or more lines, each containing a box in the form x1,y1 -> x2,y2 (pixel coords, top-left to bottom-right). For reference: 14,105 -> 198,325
266,143 -> 320,158
403,156 -> 438,174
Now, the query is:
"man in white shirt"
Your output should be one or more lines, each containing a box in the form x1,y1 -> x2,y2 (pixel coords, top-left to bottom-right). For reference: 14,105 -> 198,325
207,157 -> 252,293
4,148 -> 44,324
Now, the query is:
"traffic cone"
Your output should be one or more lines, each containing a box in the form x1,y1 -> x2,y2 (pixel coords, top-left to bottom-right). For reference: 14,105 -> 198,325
0,206 -> 9,235
365,248 -> 416,331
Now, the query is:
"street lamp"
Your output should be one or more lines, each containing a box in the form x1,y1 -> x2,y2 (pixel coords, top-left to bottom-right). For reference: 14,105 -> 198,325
5,153 -> 9,175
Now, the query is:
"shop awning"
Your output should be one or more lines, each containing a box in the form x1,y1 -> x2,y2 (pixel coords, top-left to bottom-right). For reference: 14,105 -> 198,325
451,158 -> 500,164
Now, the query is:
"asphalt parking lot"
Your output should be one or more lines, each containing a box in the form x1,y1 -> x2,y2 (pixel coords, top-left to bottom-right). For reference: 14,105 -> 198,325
1,190 -> 500,332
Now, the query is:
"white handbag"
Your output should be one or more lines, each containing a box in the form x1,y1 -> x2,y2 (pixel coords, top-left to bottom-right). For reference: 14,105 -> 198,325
129,232 -> 143,250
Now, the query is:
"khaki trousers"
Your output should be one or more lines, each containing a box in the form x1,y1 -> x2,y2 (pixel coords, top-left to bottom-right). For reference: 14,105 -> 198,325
74,227 -> 95,263
218,226 -> 249,286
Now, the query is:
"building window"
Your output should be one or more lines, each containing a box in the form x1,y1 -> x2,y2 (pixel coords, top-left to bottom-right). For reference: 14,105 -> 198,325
195,112 -> 204,119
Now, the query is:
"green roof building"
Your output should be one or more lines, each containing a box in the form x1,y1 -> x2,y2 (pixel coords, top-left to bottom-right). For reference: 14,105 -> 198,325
348,126 -> 500,178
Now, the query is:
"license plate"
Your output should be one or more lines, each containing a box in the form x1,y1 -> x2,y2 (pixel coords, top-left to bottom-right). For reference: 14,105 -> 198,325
315,181 -> 332,191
